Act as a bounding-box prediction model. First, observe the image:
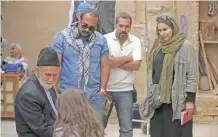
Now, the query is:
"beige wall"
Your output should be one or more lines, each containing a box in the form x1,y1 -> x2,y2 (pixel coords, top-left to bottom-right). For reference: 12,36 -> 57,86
2,1 -> 70,70
3,1 -> 217,96
2,1 -> 218,123
2,1 -> 147,102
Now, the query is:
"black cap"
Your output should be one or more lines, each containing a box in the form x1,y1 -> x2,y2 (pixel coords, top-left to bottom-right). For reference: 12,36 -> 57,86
37,47 -> 60,67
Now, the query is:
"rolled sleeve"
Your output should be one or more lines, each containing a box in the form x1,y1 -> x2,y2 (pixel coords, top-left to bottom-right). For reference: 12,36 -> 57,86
132,39 -> 142,60
51,33 -> 64,54
100,37 -> 109,59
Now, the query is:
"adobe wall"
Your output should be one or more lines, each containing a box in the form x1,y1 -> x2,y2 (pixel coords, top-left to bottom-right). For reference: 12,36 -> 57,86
1,1 -> 147,102
2,1 -> 218,123
196,1 -> 218,123
1,1 -> 148,123
2,1 -> 70,69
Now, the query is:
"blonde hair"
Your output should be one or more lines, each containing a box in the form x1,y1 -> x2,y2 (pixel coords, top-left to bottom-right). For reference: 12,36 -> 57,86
54,89 -> 104,137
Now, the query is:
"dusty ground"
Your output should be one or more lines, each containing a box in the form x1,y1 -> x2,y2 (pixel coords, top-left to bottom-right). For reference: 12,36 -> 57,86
1,120 -> 218,137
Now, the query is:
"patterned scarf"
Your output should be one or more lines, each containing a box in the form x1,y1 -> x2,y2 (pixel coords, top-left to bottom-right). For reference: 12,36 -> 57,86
60,22 -> 96,88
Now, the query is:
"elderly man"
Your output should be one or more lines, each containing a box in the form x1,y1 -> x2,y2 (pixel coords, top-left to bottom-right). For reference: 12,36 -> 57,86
52,9 -> 110,125
4,43 -> 28,80
15,47 -> 60,137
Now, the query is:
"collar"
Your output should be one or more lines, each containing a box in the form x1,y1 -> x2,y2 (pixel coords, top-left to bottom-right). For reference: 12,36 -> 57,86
112,30 -> 133,43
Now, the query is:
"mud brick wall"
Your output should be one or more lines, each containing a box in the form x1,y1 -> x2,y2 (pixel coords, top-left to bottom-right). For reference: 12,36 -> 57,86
2,1 -> 218,123
194,94 -> 218,123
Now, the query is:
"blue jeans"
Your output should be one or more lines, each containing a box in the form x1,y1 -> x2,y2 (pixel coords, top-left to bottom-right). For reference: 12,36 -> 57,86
103,91 -> 133,137
87,92 -> 105,126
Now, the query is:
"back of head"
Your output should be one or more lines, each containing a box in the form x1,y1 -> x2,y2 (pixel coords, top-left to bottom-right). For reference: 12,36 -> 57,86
56,89 -> 88,116
55,89 -> 104,137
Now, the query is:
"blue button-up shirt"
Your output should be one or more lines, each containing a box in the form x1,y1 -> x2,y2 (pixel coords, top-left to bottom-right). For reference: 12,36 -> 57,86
52,31 -> 109,98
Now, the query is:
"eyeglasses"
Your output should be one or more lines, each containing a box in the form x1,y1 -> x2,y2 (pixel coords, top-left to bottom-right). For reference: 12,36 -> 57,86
81,22 -> 96,32
156,15 -> 170,22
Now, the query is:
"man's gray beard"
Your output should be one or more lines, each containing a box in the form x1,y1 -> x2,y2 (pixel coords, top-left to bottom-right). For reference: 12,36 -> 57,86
38,77 -> 53,90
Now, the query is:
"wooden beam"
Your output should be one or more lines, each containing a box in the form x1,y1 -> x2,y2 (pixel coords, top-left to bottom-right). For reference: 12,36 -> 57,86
203,41 -> 218,44
199,30 -> 213,92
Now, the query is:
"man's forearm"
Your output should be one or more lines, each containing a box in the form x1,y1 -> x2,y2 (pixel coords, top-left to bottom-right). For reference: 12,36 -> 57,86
119,61 -> 141,71
100,64 -> 110,90
109,56 -> 133,68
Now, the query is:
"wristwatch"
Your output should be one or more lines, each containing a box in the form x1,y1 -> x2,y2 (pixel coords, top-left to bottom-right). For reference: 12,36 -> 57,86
100,88 -> 106,93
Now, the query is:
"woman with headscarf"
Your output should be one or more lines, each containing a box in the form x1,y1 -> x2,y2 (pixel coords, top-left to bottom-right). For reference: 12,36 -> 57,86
53,89 -> 104,137
147,15 -> 197,137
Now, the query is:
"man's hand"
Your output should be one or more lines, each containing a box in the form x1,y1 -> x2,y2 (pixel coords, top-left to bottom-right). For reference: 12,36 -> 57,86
97,88 -> 106,95
97,91 -> 105,95
185,102 -> 195,117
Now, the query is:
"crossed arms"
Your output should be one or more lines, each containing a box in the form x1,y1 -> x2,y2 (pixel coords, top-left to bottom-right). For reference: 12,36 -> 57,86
109,56 -> 141,71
